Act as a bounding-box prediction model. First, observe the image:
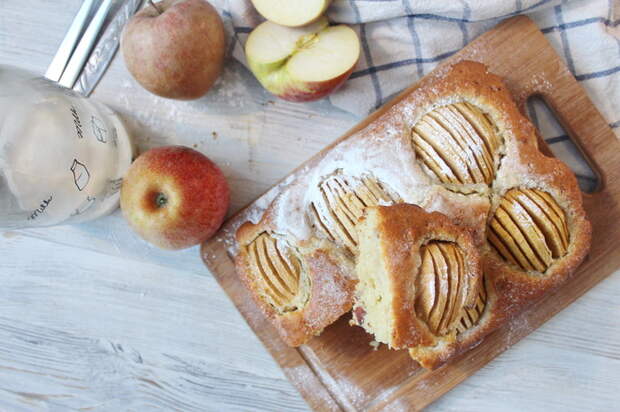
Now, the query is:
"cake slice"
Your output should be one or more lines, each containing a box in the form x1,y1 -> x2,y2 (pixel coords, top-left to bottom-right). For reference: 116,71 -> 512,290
351,203 -> 484,368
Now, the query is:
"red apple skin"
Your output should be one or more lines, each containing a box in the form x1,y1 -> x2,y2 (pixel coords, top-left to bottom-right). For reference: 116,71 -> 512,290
276,67 -> 355,102
121,0 -> 226,100
121,146 -> 230,250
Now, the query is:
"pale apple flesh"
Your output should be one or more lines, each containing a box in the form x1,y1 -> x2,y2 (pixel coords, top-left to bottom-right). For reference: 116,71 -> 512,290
251,0 -> 332,27
121,146 -> 230,250
246,18 -> 360,102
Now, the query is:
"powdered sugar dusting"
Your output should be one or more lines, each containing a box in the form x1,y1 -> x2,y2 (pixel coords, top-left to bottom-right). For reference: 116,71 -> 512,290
297,346 -> 358,411
283,364 -> 340,409
335,376 -> 367,408
267,115 -> 434,242
503,314 -> 532,349
513,72 -> 553,103
220,172 -> 304,253
382,397 -> 413,412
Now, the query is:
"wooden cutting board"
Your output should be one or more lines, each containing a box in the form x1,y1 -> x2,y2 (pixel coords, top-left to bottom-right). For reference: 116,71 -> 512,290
201,16 -> 620,411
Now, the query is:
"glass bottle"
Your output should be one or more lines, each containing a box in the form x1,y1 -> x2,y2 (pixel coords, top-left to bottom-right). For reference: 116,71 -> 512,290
0,65 -> 133,229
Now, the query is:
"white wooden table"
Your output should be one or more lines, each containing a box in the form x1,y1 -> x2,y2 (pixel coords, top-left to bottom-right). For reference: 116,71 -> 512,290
1,1 -> 619,411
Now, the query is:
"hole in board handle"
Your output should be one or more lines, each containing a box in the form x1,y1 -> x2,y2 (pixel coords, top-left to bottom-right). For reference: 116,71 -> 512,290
526,95 -> 602,193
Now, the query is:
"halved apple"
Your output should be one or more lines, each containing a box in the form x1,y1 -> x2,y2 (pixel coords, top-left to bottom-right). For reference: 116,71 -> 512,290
245,18 -> 360,102
251,0 -> 332,27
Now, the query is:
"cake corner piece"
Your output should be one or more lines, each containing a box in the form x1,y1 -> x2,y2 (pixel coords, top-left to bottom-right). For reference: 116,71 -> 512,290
234,219 -> 356,347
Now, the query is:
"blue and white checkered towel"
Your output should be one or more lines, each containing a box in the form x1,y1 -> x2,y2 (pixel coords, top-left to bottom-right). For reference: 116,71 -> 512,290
219,0 -> 619,191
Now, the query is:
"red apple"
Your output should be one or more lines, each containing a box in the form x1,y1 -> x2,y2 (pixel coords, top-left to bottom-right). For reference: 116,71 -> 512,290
120,146 -> 230,250
121,0 -> 226,100
245,18 -> 360,102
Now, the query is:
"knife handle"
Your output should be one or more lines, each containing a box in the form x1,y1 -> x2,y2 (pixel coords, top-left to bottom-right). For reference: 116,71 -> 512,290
45,0 -> 97,82
59,0 -> 114,89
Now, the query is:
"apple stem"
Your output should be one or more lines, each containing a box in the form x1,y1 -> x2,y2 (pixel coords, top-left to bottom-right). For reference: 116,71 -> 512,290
155,192 -> 167,208
148,0 -> 163,15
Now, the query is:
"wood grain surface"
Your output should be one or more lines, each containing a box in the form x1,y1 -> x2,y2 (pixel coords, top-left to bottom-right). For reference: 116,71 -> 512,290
1,1 -> 619,411
202,16 -> 620,411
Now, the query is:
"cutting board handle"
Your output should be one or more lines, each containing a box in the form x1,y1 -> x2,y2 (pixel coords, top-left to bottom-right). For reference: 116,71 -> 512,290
527,68 -> 616,194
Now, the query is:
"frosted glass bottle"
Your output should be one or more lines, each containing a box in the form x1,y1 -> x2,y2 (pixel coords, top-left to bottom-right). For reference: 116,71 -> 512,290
0,65 -> 133,229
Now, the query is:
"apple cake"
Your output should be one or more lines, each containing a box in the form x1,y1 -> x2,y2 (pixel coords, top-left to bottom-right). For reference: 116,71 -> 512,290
232,60 -> 591,367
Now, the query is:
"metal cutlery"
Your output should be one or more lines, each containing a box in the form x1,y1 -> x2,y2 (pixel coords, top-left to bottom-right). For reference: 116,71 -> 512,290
73,0 -> 144,96
46,0 -> 144,96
